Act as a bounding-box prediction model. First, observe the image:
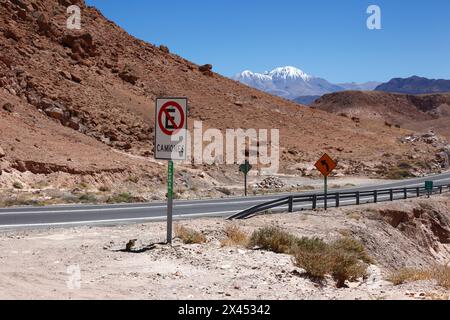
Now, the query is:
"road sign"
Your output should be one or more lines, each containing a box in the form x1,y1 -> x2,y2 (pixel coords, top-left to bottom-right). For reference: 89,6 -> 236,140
155,98 -> 188,245
168,161 -> 174,198
155,98 -> 188,161
425,181 -> 433,198
239,161 -> 252,175
315,153 -> 337,177
239,160 -> 252,196
315,153 -> 337,211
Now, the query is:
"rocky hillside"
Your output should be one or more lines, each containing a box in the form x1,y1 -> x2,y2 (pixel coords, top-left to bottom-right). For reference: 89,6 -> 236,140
376,76 -> 450,95
313,91 -> 450,142
0,0 -> 448,194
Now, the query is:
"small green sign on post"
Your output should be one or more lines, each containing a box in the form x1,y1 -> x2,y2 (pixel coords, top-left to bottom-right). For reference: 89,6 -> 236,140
425,181 -> 434,198
239,160 -> 252,197
168,160 -> 174,197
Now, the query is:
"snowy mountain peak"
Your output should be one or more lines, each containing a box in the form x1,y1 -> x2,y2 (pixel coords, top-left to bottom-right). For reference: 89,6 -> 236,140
235,70 -> 272,82
268,66 -> 311,81
232,65 -> 379,101
240,70 -> 254,77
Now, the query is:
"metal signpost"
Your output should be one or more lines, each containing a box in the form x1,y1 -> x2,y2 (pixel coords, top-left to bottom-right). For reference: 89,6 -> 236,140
154,98 -> 188,245
315,153 -> 337,210
239,160 -> 252,196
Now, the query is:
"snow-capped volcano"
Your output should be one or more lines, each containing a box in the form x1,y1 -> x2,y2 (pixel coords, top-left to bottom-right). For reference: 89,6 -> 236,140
267,66 -> 312,81
233,66 -> 380,102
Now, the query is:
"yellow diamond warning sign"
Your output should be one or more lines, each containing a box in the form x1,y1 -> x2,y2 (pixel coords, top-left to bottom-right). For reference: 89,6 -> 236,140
315,153 -> 337,177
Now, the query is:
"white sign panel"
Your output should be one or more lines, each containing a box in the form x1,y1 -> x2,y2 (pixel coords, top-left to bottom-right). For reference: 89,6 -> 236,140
154,98 -> 188,160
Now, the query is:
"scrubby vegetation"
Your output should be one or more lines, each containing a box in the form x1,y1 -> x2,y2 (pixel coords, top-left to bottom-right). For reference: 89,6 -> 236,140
221,225 -> 249,247
175,225 -> 207,244
106,192 -> 134,204
78,193 -> 98,204
248,227 -> 298,254
388,265 -> 450,289
248,227 -> 372,288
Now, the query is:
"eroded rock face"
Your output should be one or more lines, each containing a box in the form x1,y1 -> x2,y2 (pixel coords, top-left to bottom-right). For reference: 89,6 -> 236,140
380,203 -> 450,251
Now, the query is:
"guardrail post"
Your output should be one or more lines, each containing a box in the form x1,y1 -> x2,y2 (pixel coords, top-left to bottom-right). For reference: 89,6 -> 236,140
336,193 -> 340,208
390,189 -> 394,201
440,186 -> 443,194
404,188 -> 408,200
416,187 -> 420,198
312,195 -> 317,210
356,192 -> 360,205
288,196 -> 293,213
374,190 -> 378,203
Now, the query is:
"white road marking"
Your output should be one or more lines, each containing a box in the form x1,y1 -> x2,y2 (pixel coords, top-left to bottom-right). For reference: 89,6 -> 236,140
0,210 -> 238,229
0,198 -> 279,216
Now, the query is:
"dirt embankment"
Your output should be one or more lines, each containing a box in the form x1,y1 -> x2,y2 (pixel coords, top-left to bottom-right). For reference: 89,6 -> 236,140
1,194 -> 449,300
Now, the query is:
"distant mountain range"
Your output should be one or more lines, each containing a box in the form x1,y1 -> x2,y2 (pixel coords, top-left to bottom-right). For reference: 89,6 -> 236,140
233,67 -> 450,105
233,66 -> 381,103
375,76 -> 450,94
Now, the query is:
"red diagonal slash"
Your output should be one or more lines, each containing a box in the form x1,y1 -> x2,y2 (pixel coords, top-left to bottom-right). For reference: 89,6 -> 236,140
164,109 -> 178,129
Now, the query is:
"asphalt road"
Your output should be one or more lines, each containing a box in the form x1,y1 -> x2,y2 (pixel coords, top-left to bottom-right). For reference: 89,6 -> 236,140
1,172 -> 449,230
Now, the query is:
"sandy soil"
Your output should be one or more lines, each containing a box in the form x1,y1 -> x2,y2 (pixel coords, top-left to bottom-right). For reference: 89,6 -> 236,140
1,195 -> 450,300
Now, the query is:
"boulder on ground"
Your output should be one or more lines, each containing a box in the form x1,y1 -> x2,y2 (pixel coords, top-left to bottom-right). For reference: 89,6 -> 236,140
199,64 -> 213,76
119,65 -> 138,85
2,103 -> 15,113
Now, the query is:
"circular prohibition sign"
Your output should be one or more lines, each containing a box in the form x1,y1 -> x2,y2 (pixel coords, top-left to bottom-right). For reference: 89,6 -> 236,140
158,101 -> 186,136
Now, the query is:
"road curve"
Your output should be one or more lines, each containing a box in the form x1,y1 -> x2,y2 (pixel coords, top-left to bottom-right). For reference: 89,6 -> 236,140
1,172 -> 449,230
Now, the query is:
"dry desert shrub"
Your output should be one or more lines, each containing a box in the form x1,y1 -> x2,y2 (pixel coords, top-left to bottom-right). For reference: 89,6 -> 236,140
248,227 -> 371,287
106,192 -> 134,204
221,225 -> 249,247
387,268 -> 432,285
433,265 -> 450,289
248,227 -> 297,254
390,265 -> 450,289
329,250 -> 368,288
175,225 -> 207,244
331,237 -> 374,264
292,237 -> 369,287
292,238 -> 334,279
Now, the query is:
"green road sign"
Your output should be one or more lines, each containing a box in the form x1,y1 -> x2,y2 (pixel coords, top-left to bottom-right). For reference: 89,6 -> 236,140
168,160 -> 174,198
425,181 -> 433,192
239,160 -> 252,197
239,161 -> 252,175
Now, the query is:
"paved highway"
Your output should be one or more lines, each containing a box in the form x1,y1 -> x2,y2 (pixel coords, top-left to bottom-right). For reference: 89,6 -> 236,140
0,172 -> 449,230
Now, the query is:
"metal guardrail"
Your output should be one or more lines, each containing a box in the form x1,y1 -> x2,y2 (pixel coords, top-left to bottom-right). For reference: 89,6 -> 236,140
228,184 -> 450,220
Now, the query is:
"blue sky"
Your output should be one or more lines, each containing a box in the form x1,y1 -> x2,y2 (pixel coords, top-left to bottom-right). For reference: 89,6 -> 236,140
85,0 -> 450,83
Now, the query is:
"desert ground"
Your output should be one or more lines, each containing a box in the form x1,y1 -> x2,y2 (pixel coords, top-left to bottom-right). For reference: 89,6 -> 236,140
1,194 -> 449,300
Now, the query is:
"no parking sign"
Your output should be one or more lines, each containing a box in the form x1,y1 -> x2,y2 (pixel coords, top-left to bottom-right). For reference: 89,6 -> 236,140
154,98 -> 188,161
154,97 -> 188,245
